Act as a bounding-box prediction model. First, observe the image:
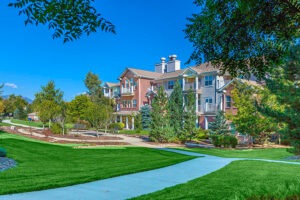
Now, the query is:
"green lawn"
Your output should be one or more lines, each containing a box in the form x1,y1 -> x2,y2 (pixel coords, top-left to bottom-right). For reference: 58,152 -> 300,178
177,147 -> 294,160
0,132 -> 193,195
10,119 -> 47,128
134,160 -> 300,200
119,129 -> 150,135
0,122 -> 11,126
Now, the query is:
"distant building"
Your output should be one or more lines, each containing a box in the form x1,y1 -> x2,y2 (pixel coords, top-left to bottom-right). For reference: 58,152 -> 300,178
28,112 -> 39,121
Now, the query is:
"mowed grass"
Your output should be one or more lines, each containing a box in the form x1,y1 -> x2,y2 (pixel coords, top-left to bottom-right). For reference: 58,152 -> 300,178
0,133 -> 193,195
134,160 -> 300,200
178,147 -> 294,160
10,119 -> 47,128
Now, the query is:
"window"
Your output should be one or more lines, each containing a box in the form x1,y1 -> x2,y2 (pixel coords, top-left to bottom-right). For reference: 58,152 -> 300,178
226,96 -> 231,108
168,80 -> 174,89
127,100 -> 131,108
204,76 -> 213,86
132,99 -> 137,108
125,80 -> 129,88
205,97 -> 213,104
122,100 -> 127,108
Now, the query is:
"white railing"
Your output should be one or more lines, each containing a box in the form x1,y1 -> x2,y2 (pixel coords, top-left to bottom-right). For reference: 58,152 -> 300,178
184,82 -> 195,90
204,103 -> 217,113
121,86 -> 134,95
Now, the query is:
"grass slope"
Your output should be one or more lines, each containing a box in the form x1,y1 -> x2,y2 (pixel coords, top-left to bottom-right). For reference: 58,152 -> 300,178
178,147 -> 294,160
134,160 -> 300,200
10,119 -> 47,128
0,133 -> 193,195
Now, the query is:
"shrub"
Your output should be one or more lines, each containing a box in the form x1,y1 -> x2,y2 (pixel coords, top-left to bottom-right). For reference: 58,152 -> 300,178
210,134 -> 223,147
229,135 -> 238,148
288,140 -> 300,155
50,123 -> 62,134
195,128 -> 209,140
109,122 -> 125,131
223,135 -> 231,148
0,148 -> 7,157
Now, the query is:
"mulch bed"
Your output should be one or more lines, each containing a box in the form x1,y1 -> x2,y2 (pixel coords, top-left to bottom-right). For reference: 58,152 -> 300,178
0,127 -> 128,146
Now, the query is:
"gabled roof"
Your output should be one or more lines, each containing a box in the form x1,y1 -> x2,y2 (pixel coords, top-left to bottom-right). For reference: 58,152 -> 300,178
190,62 -> 219,74
104,82 -> 120,88
217,78 -> 262,92
119,68 -> 162,79
155,69 -> 185,80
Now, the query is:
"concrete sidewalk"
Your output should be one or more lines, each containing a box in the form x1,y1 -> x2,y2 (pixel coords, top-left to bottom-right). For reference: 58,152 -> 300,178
0,149 -> 237,200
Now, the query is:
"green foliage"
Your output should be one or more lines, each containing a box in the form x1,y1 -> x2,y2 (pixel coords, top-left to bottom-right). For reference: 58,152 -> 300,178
134,113 -> 143,130
258,44 -> 300,154
231,81 -> 276,137
50,123 -> 63,134
150,86 -> 175,142
195,128 -> 209,140
3,95 -> 29,117
33,81 -> 64,127
210,134 -> 238,148
8,0 -> 115,42
168,81 -> 184,137
84,72 -> 103,102
67,94 -> 91,123
209,111 -> 229,135
185,0 -> 299,79
0,147 -> 6,157
183,89 -> 197,141
109,122 -> 124,130
140,105 -> 151,129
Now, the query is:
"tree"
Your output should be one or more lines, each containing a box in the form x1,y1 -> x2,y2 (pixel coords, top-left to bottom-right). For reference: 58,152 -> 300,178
258,44 -> 300,153
230,81 -> 276,142
8,0 -> 115,42
140,105 -> 151,130
33,81 -> 64,129
150,86 -> 174,142
168,80 -> 184,137
185,0 -> 299,79
183,89 -> 197,141
3,95 -> 29,118
54,101 -> 67,135
84,101 -> 112,137
67,94 -> 91,123
84,72 -> 103,102
134,112 -> 142,130
209,111 -> 229,135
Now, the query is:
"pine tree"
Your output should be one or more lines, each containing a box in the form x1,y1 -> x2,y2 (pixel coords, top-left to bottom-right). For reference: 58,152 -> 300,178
140,105 -> 151,129
209,111 -> 229,135
150,86 -> 174,142
183,89 -> 197,141
168,80 -> 184,138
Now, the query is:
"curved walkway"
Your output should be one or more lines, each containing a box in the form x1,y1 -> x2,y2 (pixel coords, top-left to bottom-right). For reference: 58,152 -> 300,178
1,149 -> 299,200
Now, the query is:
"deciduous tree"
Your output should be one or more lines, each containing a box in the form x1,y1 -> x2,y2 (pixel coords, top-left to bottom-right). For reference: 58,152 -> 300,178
185,0 -> 299,78
183,89 -> 197,141
8,0 -> 115,42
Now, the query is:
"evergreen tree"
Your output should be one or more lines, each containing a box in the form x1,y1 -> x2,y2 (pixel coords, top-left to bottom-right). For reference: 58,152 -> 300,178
209,111 -> 229,135
140,105 -> 151,129
134,113 -> 142,130
183,89 -> 197,141
168,80 -> 184,137
84,72 -> 103,102
150,86 -> 174,142
33,81 -> 64,129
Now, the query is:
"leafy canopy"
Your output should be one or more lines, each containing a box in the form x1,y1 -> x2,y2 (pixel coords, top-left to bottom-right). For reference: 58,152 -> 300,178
185,0 -> 300,78
9,0 -> 115,42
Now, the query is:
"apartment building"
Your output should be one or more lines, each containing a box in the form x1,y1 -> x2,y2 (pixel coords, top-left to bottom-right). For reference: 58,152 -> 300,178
104,55 -> 259,130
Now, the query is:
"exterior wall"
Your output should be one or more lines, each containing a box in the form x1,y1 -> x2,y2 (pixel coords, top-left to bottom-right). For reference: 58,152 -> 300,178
119,70 -> 154,112
223,84 -> 238,115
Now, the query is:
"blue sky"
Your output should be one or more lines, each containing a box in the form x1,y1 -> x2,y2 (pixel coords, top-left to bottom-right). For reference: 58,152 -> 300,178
0,0 -> 198,101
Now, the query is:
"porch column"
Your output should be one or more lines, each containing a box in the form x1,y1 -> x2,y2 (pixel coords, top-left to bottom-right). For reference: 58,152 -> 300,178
205,116 -> 208,130
131,117 -> 135,130
195,76 -> 199,90
115,116 -> 117,123
125,116 -> 129,129
108,89 -> 111,98
182,77 -> 185,91
195,93 -> 198,113
120,115 -> 122,124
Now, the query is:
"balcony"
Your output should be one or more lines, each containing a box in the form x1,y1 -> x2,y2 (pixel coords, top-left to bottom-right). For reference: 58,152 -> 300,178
203,103 -> 217,113
121,86 -> 134,96
184,82 -> 196,90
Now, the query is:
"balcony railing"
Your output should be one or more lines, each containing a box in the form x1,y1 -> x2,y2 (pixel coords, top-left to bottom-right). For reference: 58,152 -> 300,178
203,103 -> 217,113
184,82 -> 196,90
121,86 -> 134,95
